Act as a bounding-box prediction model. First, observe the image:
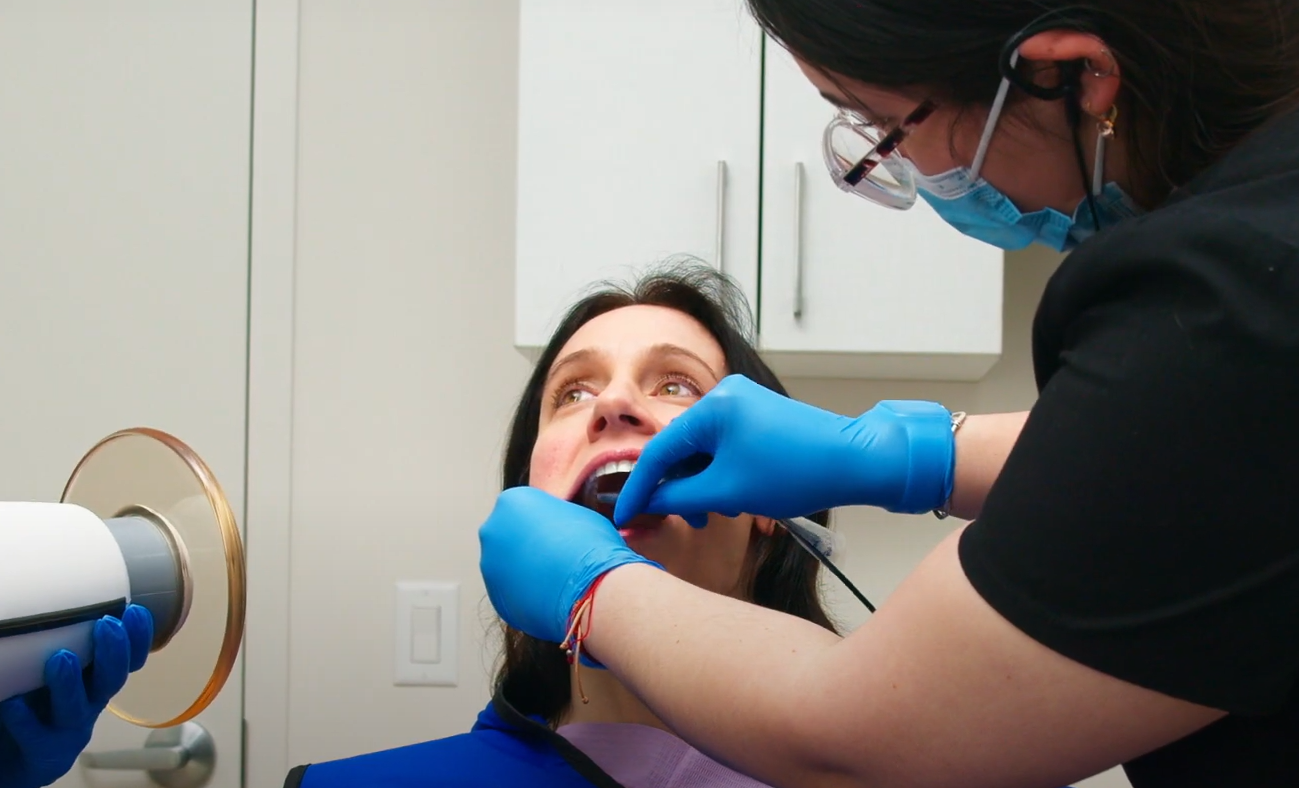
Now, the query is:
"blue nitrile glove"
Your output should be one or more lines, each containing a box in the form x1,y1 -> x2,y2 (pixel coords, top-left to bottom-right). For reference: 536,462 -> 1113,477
614,374 -> 956,528
0,605 -> 153,788
479,486 -> 662,646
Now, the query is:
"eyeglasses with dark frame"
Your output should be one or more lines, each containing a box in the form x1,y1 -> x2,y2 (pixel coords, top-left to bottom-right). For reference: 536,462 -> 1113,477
821,99 -> 939,210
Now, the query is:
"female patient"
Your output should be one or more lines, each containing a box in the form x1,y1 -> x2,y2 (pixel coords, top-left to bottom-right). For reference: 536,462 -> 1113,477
285,261 -> 839,788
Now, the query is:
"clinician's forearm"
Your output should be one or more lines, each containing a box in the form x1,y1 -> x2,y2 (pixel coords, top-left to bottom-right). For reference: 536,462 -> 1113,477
584,563 -> 856,788
945,411 -> 1028,521
580,531 -> 1223,788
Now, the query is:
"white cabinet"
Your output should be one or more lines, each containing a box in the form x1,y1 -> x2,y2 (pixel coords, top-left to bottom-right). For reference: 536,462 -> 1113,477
757,45 -> 1003,381
515,0 -> 763,352
514,4 -> 1005,380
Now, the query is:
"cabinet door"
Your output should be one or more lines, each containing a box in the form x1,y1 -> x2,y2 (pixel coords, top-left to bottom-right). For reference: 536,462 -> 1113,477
0,3 -> 251,787
515,0 -> 763,350
758,43 -> 1004,381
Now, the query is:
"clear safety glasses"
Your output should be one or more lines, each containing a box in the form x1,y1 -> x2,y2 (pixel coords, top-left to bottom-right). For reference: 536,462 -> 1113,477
822,99 -> 938,210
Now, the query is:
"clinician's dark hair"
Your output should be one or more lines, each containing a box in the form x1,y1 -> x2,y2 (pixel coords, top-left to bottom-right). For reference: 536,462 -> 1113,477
491,257 -> 838,727
747,0 -> 1299,206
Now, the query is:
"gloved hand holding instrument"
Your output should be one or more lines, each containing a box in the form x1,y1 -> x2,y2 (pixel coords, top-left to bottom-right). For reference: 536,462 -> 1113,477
480,374 -> 958,648
0,605 -> 153,788
614,374 -> 958,527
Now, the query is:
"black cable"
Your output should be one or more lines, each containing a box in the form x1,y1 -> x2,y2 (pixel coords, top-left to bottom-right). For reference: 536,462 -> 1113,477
781,520 -> 876,613
997,18 -> 1105,235
1061,63 -> 1103,231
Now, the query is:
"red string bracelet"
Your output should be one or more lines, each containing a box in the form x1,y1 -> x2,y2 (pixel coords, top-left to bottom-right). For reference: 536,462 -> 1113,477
560,570 -> 612,704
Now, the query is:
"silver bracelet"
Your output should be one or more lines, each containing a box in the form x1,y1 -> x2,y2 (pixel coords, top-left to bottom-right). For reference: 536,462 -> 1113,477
932,410 -> 967,520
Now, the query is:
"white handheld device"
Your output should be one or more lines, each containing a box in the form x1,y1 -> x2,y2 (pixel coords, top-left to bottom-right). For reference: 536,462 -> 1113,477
0,428 -> 244,728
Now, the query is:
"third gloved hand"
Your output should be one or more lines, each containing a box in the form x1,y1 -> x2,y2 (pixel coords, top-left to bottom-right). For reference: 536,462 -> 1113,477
614,374 -> 956,527
479,486 -> 662,646
0,604 -> 154,788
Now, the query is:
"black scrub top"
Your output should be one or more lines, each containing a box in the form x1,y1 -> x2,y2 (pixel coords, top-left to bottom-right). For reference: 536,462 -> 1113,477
959,106 -> 1299,787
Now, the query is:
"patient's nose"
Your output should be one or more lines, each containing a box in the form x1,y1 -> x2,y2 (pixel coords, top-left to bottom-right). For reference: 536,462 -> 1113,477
587,383 -> 657,441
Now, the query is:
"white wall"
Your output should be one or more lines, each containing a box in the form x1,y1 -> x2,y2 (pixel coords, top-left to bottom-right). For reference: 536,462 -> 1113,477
264,3 -> 1131,787
283,0 -> 529,763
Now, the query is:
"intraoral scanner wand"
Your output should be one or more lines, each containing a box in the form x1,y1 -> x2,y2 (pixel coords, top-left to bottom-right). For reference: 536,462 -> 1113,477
595,492 -> 875,612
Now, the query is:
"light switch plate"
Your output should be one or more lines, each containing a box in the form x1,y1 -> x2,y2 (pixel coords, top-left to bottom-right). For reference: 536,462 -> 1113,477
394,580 -> 459,686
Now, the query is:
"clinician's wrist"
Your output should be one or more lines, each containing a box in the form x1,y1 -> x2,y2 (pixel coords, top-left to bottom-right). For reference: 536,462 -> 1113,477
574,562 -> 663,665
870,400 -> 960,515
569,559 -> 664,632
931,410 -> 966,519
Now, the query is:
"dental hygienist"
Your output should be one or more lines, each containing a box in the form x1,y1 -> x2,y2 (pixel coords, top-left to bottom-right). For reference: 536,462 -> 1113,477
480,1 -> 1299,786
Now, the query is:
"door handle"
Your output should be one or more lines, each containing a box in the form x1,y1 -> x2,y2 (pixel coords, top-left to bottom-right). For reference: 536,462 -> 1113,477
80,720 -> 216,788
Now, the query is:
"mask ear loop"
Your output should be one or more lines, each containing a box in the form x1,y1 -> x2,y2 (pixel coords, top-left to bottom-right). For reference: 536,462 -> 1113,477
996,18 -> 1106,232
969,50 -> 1018,180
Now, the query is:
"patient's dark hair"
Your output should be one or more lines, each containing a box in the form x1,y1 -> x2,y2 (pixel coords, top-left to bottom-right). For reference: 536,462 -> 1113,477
492,257 -> 838,726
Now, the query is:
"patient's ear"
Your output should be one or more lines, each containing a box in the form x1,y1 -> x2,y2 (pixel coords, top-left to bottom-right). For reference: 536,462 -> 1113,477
752,515 -> 777,536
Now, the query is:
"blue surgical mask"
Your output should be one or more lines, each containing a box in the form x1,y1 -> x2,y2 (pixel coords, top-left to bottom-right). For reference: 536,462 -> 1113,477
909,163 -> 1143,252
909,49 -> 1144,252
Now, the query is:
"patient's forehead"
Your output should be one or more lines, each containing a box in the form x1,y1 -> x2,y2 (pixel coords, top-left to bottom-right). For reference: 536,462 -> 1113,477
554,305 -> 726,374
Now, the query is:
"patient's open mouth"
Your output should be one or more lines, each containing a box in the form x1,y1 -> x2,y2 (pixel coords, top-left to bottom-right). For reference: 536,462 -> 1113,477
575,460 -> 665,534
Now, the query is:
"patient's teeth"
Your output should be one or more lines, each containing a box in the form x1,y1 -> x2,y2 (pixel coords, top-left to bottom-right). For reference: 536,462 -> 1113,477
594,459 -> 637,478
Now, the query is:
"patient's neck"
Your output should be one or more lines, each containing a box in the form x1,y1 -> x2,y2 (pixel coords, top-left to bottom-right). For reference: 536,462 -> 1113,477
561,665 -> 672,733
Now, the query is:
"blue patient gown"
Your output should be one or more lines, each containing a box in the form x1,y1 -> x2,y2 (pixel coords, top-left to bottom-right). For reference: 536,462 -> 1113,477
286,690 -> 1081,788
285,692 -> 626,788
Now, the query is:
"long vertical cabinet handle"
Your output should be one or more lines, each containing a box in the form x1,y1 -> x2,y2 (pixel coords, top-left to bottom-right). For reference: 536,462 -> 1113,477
793,162 -> 806,320
714,160 -> 728,273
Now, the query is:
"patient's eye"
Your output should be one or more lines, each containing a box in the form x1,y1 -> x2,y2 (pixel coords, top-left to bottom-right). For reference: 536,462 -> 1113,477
655,375 -> 701,399
551,379 -> 595,408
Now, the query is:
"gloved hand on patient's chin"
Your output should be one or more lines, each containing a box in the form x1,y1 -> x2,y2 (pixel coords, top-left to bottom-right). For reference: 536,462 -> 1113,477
0,605 -> 154,788
479,486 -> 663,646
614,374 -> 955,528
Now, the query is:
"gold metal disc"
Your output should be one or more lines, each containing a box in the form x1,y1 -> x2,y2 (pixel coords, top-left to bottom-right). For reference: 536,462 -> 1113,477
60,428 -> 245,728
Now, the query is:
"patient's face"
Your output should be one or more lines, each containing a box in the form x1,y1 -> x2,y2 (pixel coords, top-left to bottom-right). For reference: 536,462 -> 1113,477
530,305 -> 770,597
